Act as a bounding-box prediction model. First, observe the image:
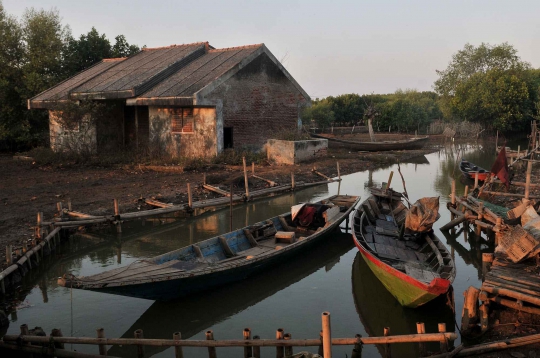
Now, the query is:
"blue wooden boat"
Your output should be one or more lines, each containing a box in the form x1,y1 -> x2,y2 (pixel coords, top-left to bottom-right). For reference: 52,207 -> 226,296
58,195 -> 360,300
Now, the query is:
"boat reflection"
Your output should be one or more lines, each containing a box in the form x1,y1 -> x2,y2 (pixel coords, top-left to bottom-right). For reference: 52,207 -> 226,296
108,232 -> 354,357
352,253 -> 455,357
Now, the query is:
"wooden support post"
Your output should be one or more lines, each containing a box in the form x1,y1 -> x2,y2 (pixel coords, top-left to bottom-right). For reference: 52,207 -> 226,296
438,323 -> 448,353
451,179 -> 456,206
322,312 -> 332,358
480,304 -> 489,333
97,328 -> 106,355
67,199 -> 72,211
206,330 -> 217,358
252,335 -> 261,358
203,173 -> 206,185
482,253 -> 494,277
134,329 -> 144,358
36,212 -> 43,239
6,244 -> 12,265
243,328 -> 252,358
276,328 -> 284,358
383,327 -> 391,358
318,330 -> 323,357
464,185 -> 469,198
351,334 -> 362,358
187,183 -> 192,208
113,199 -> 122,234
386,171 -> 394,191
416,322 -> 426,357
243,157 -> 250,200
284,333 -> 293,357
230,185 -> 233,232
57,202 -> 63,218
474,173 -> 479,189
20,323 -> 29,336
291,173 -> 295,190
525,160 -> 533,200
337,162 -> 341,181
252,162 -> 255,176
51,328 -> 64,349
462,286 -> 479,331
173,332 -> 184,358
495,218 -> 502,247
476,202 -> 484,235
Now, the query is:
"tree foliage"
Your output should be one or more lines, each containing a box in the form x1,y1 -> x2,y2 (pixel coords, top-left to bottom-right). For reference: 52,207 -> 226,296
302,99 -> 335,128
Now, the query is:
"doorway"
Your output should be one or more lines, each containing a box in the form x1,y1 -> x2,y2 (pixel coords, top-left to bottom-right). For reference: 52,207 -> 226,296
224,127 -> 233,149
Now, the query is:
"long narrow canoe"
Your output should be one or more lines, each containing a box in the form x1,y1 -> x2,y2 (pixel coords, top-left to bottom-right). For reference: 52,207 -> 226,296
59,194 -> 360,300
351,190 -> 455,308
459,159 -> 489,181
310,133 -> 429,151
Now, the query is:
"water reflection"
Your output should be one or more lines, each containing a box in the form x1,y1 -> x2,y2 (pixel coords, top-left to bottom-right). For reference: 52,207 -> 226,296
352,253 -> 455,357
109,234 -> 354,357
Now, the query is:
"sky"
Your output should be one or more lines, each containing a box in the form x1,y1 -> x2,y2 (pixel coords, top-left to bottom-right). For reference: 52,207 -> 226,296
3,0 -> 540,99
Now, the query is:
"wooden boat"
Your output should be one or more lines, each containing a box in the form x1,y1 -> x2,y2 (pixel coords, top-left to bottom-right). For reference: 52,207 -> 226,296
59,194 -> 360,300
459,159 -> 489,181
352,253 -> 455,357
309,133 -> 429,151
351,188 -> 455,308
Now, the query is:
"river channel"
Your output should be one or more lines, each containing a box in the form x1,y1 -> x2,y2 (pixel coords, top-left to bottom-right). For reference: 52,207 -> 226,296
3,141 -> 508,357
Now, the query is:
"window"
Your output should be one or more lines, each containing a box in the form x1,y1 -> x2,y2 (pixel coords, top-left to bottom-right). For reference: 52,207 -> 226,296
171,108 -> 194,133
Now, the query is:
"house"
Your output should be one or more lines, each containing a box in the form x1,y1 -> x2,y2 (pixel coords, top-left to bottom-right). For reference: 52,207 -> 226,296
28,42 -> 311,157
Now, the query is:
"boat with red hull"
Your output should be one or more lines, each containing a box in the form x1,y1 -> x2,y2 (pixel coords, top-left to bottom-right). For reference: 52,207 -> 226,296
459,159 -> 490,182
351,188 -> 455,308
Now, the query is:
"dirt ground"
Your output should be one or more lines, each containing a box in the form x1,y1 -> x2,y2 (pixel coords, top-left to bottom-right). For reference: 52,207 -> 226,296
0,133 -> 441,266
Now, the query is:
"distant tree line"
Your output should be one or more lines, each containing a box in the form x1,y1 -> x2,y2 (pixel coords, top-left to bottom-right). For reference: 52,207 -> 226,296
304,43 -> 540,133
0,1 -> 140,150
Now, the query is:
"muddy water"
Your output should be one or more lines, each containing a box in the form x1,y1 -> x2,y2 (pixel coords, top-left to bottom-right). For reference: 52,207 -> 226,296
3,142 -> 507,357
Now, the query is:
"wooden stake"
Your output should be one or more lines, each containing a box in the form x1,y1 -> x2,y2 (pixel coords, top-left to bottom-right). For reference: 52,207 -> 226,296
416,322 -> 426,357
383,327 -> 391,358
480,304 -> 489,333
474,173 -> 479,189
113,199 -> 122,234
495,218 -> 502,246
351,334 -> 362,358
243,157 -> 250,200
252,335 -> 260,358
97,328 -> 106,355
243,328 -> 252,358
322,312 -> 332,358
284,333 -> 293,357
252,162 -> 255,176
134,329 -> 144,358
68,199 -> 72,211
386,171 -> 394,191
230,185 -> 233,232
438,323 -> 447,353
37,212 -> 43,239
187,183 -> 192,208
318,330 -> 323,356
206,330 -> 217,358
203,173 -> 206,185
464,185 -> 469,198
337,162 -> 341,181
174,332 -> 184,358
291,173 -> 295,190
525,160 -> 533,199
276,329 -> 284,358
451,179 -> 456,206
6,245 -> 12,265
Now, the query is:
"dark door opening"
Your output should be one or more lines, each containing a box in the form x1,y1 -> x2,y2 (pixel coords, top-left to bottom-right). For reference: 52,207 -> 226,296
224,127 -> 233,149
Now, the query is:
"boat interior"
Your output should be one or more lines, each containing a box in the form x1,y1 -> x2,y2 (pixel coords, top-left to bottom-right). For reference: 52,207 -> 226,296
354,190 -> 455,284
75,195 -> 358,285
461,160 -> 488,174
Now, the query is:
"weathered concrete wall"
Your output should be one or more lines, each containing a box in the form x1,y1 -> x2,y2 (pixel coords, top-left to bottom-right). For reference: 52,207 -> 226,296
148,106 -> 217,158
49,111 -> 97,154
204,52 -> 309,150
266,139 -> 328,165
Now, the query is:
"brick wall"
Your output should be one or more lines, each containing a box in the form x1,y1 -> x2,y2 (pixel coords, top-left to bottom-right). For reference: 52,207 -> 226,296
206,53 -> 309,150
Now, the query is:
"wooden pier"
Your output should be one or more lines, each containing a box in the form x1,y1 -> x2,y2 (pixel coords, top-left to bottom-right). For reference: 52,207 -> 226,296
0,312 -> 457,358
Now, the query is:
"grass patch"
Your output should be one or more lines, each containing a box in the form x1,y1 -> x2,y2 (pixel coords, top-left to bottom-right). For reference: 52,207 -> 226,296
213,148 -> 266,165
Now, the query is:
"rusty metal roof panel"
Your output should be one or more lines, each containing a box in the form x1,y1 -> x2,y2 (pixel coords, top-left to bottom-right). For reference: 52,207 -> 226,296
29,59 -> 125,105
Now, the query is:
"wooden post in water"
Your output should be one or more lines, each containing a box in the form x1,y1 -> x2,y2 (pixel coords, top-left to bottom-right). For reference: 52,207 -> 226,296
252,335 -> 261,358
525,161 -> 533,200
113,199 -> 122,234
383,327 -> 391,358
173,332 -> 184,358
438,323 -> 448,353
291,173 -> 295,190
322,312 -> 332,358
206,330 -> 217,358
36,212 -> 43,239
243,157 -> 250,200
134,329 -> 144,358
187,183 -> 192,208
318,330 -> 324,356
284,333 -> 293,357
337,161 -> 341,181
451,180 -> 456,206
416,322 -> 426,357
243,328 -> 252,358
6,245 -> 12,265
351,334 -> 363,358
97,328 -> 106,355
276,328 -> 284,358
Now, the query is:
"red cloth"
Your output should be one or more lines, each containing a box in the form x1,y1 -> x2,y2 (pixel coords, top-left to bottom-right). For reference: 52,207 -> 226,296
297,206 -> 317,227
491,146 -> 509,189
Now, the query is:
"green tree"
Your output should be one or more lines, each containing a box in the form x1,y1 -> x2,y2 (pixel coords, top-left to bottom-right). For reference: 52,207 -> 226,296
63,27 -> 112,76
112,35 -> 140,58
303,100 -> 335,128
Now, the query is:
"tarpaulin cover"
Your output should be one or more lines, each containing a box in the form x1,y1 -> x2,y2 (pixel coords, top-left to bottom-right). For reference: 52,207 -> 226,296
405,197 -> 440,232
491,146 -> 509,189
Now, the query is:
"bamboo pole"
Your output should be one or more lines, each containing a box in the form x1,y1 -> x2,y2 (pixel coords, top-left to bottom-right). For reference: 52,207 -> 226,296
0,342 -> 122,358
455,334 -> 540,356
322,312 -> 332,358
20,324 -> 29,345
416,322 -> 426,357
291,173 -> 295,190
351,334 -> 362,358
229,185 -> 233,232
206,330 -> 217,358
252,335 -> 261,358
479,304 -> 489,333
113,199 -> 122,234
37,212 -> 43,239
451,179 -> 456,206
51,328 -> 65,349
525,160 -> 533,199
318,331 -> 323,356
383,327 -> 391,358
68,199 -> 72,211
438,323 -> 447,353
276,328 -> 284,358
474,173 -> 479,189
174,332 -> 184,358
482,253 -> 494,276
337,162 -> 341,182
476,202 -> 484,235
243,328 -> 252,358
464,185 -> 469,198
284,333 -> 293,357
6,245 -> 12,265
134,329 -> 144,358
386,171 -> 394,191
97,328 -> 106,356
243,157 -> 250,200
187,183 -> 192,208
252,162 -> 255,176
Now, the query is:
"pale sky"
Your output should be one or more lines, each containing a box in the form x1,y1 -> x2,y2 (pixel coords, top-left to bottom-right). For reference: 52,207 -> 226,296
4,0 -> 540,99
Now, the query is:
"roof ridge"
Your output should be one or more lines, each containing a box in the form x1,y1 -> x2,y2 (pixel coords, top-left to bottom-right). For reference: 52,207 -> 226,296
211,43 -> 263,52
143,42 -> 209,51
102,58 -> 127,62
